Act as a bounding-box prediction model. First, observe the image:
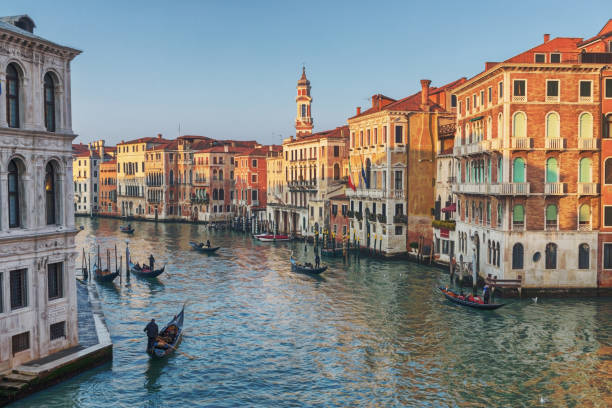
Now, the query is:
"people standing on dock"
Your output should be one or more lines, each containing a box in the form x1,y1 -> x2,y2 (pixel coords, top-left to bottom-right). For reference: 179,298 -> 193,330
144,319 -> 159,352
149,254 -> 155,270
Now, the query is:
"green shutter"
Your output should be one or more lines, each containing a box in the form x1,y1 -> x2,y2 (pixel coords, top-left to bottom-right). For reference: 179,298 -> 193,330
513,158 -> 525,183
513,112 -> 526,138
546,158 -> 558,183
513,205 -> 524,222
579,158 -> 592,183
546,204 -> 557,221
579,204 -> 590,222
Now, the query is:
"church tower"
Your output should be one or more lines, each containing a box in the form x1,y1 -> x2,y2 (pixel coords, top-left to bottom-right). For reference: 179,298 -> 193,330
295,67 -> 313,136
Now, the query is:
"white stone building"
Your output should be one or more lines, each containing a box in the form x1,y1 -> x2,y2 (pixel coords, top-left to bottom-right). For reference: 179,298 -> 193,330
0,15 -> 81,371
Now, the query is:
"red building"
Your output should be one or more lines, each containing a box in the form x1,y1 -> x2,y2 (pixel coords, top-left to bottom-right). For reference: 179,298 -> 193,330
329,194 -> 349,244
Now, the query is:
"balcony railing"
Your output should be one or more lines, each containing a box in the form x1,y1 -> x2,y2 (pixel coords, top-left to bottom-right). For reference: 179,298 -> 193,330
545,221 -> 558,231
488,139 -> 501,151
512,95 -> 527,102
545,138 -> 565,150
377,214 -> 387,223
452,183 -> 487,194
393,214 -> 408,224
488,183 -> 530,195
578,138 -> 599,150
544,182 -> 565,195
578,223 -> 592,231
346,188 -> 384,199
577,182 -> 598,195
579,96 -> 593,103
545,95 -> 560,103
511,137 -> 533,150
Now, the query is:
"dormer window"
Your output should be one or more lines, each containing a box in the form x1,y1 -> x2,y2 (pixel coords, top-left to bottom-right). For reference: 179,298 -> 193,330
550,53 -> 561,63
534,53 -> 546,63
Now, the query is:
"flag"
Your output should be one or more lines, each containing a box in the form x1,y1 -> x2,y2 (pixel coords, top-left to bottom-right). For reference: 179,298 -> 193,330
348,161 -> 356,191
360,156 -> 369,189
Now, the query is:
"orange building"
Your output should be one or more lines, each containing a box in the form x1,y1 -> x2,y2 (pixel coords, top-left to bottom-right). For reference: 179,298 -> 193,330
329,195 -> 350,244
99,159 -> 118,216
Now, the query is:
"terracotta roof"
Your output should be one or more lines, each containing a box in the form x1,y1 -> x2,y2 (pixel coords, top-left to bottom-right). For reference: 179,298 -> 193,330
101,159 -> 117,165
578,19 -> 612,47
286,126 -> 350,145
330,194 -> 348,201
195,145 -> 252,154
504,37 -> 583,63
298,67 -> 310,85
117,136 -> 169,146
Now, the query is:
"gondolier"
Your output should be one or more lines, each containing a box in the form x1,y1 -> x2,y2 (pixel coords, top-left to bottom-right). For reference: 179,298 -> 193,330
149,254 -> 155,271
144,318 -> 159,352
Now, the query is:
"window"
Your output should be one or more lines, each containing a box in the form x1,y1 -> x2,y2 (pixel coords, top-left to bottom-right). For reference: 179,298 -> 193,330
550,53 -> 561,63
604,243 -> 612,269
546,80 -> 559,100
451,95 -> 457,107
480,90 -> 484,105
8,159 -> 21,228
512,243 -> 524,269
579,158 -> 592,182
545,157 -> 558,182
50,321 -> 66,340
534,53 -> 546,63
606,114 -> 612,139
579,113 -> 593,139
333,163 -> 340,180
301,104 -> 306,118
48,262 -> 63,300
512,112 -> 527,138
6,63 -> 20,128
252,190 -> 258,201
499,81 -> 503,99
513,80 -> 526,97
513,157 -> 525,183
383,126 -> 387,143
605,206 -> 612,227
606,158 -> 612,184
395,226 -> 403,235
395,126 -> 403,144
578,244 -> 589,269
579,204 -> 591,230
334,146 -> 339,157
513,204 -> 525,229
545,204 -> 557,230
395,203 -> 403,216
546,112 -> 560,138
252,159 -> 257,168
497,203 -> 502,227
466,97 -> 470,111
545,243 -> 557,269
44,73 -> 56,132
606,78 -> 612,99
12,332 -> 29,355
10,269 -> 27,310
497,156 -> 502,182
366,129 -> 371,145
579,81 -> 592,99
394,171 -> 402,190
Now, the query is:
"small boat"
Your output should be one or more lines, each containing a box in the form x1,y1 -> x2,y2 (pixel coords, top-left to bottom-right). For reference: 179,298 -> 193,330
93,263 -> 119,282
438,287 -> 505,310
148,305 -> 185,358
290,256 -> 327,275
120,225 -> 135,234
129,261 -> 165,278
189,241 -> 221,253
255,234 -> 291,242
321,247 -> 343,257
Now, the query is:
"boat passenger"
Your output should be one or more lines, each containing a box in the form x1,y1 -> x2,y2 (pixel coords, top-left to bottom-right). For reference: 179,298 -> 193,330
144,318 -> 159,352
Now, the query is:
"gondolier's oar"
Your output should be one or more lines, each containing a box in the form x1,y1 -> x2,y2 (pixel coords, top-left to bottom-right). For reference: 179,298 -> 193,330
156,339 -> 197,360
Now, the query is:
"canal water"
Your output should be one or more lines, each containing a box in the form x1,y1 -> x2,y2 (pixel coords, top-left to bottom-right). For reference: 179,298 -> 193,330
15,218 -> 612,407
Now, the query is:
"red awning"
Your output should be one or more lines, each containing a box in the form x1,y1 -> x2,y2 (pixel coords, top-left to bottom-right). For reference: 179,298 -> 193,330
441,203 -> 456,213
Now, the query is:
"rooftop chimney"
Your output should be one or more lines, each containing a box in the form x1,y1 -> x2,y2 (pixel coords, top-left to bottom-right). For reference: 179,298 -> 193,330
356,106 -> 361,115
371,95 -> 378,108
157,133 -> 162,139
420,79 -> 432,106
544,34 -> 550,43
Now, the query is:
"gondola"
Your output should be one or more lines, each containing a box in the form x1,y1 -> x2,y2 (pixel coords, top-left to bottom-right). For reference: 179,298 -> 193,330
93,263 -> 119,282
188,241 -> 221,253
290,256 -> 327,275
320,247 -> 343,257
255,234 -> 291,242
148,305 -> 185,358
438,287 -> 505,310
120,225 -> 135,234
129,261 -> 165,278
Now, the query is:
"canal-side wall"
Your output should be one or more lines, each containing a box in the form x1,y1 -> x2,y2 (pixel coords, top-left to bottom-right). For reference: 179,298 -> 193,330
0,281 -> 112,407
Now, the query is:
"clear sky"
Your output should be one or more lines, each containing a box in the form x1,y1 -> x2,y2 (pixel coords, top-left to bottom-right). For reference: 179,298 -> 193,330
6,1 -> 611,146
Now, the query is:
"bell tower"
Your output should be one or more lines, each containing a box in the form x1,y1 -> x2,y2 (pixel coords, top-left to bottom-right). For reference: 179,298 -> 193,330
295,67 -> 313,136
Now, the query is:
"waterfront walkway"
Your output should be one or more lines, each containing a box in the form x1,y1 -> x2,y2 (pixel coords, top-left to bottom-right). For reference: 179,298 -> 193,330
0,280 -> 112,406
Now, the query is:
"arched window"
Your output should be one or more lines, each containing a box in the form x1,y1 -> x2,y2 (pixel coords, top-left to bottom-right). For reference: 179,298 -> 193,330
496,242 -> 501,267
512,112 -> 526,138
487,240 -> 491,264
606,158 -> 612,185
212,189 -> 218,200
513,157 -> 525,183
333,163 -> 340,180
219,170 -> 223,180
578,243 -> 590,269
579,157 -> 592,183
579,204 -> 591,230
512,243 -> 523,269
487,117 -> 492,140
513,204 -> 525,229
546,112 -> 560,139
45,163 -> 57,225
579,113 -> 593,139
545,204 -> 557,230
497,156 -> 502,182
545,157 -> 558,182
169,170 -> 174,185
8,159 -> 21,227
497,112 -> 503,139
605,114 -> 612,139
219,188 -> 224,200
545,243 -> 557,269
6,63 -> 20,128
44,73 -> 56,132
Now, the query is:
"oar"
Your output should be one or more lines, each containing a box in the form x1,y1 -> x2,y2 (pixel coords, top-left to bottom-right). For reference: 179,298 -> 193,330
127,338 -> 197,360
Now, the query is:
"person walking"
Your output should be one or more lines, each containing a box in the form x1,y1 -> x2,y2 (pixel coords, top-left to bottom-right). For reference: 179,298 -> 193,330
144,318 -> 159,352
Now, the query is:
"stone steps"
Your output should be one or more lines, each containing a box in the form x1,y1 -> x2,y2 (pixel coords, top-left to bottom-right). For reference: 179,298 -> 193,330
0,380 -> 28,391
0,371 -> 38,392
3,373 -> 37,383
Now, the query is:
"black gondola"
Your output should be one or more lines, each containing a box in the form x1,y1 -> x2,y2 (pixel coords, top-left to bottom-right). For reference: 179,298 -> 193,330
290,256 -> 327,275
120,226 -> 135,234
189,241 -> 220,253
148,305 -> 185,358
438,287 -> 505,310
93,263 -> 119,283
129,261 -> 165,278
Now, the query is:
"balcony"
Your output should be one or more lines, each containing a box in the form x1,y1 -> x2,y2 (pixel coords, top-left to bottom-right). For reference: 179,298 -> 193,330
393,214 -> 408,224
346,188 -> 384,199
452,183 -> 487,194
578,223 -> 592,231
252,200 -> 259,207
453,145 -> 465,156
579,96 -> 594,103
511,137 -> 533,150
465,141 -> 486,155
545,138 -> 565,150
512,95 -> 527,103
377,214 -> 387,223
577,182 -> 598,195
578,138 -> 599,150
489,183 -> 530,195
488,138 -> 501,151
544,182 -> 565,195
355,212 -> 363,221
545,95 -> 560,103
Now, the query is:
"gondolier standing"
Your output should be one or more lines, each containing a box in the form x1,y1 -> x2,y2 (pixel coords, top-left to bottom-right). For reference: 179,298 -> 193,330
144,318 -> 159,352
149,254 -> 155,271
315,253 -> 321,268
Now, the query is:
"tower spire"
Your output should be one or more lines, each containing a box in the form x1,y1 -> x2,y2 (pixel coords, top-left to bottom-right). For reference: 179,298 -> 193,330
295,67 -> 313,136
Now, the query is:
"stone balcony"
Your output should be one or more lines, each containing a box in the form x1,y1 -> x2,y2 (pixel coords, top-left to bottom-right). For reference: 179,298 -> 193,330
488,182 -> 530,195
545,138 -> 565,150
544,182 -> 565,195
452,183 -> 487,194
511,137 -> 533,150
578,138 -> 599,150
577,182 -> 598,195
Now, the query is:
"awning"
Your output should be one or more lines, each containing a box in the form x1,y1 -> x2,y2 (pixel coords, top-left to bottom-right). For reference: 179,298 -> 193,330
441,203 -> 456,213
469,116 -> 484,122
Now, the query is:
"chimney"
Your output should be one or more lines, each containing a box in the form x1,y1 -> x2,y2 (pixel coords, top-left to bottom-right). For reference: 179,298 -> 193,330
356,106 -> 361,115
371,95 -> 378,108
485,62 -> 499,71
543,34 -> 550,43
421,79 -> 431,106
157,133 -> 162,139
378,97 -> 382,110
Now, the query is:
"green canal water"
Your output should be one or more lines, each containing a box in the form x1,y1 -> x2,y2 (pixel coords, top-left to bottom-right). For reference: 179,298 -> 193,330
13,218 -> 612,407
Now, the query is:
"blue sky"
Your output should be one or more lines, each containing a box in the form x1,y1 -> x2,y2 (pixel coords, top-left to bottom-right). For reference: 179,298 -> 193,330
6,1 -> 611,146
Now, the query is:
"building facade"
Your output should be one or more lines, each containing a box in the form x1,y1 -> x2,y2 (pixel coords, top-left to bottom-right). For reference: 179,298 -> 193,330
99,159 -> 118,216
0,15 -> 80,370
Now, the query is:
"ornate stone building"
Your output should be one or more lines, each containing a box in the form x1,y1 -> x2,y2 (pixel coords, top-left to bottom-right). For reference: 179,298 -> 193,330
0,15 -> 81,370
